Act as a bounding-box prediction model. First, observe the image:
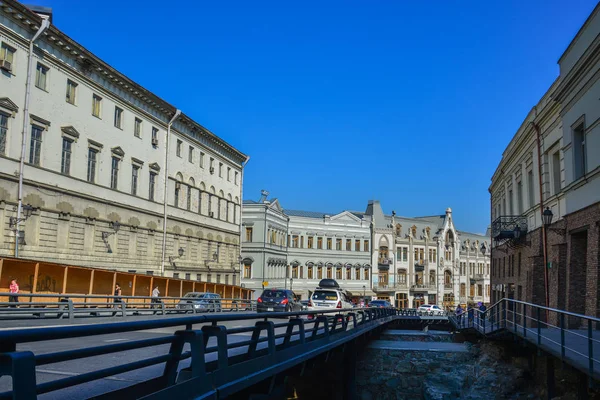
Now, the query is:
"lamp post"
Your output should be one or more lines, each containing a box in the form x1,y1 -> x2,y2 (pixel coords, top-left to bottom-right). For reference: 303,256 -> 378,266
542,207 -> 553,319
363,284 -> 366,307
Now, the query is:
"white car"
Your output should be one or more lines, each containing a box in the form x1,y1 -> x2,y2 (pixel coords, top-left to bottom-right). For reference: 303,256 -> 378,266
417,304 -> 444,315
308,279 -> 354,312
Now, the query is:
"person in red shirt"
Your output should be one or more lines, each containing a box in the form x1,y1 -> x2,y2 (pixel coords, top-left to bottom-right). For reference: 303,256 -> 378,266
9,279 -> 19,306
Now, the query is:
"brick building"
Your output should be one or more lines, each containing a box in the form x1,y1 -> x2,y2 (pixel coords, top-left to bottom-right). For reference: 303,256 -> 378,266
489,4 -> 600,321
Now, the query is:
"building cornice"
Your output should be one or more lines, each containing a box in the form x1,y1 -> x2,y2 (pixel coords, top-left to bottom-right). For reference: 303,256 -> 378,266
0,0 -> 248,165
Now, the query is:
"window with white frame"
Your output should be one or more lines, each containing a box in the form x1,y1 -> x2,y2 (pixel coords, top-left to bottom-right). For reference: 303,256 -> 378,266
61,137 -> 72,175
188,146 -> 194,163
149,171 -> 157,201
114,107 -> 123,129
151,127 -> 158,147
199,152 -> 205,167
227,167 -> 231,181
573,123 -> 586,180
0,43 -> 15,71
176,140 -> 182,157
134,118 -> 142,138
234,171 -> 238,185
87,148 -> 98,183
131,164 -> 139,195
29,125 -> 43,165
92,94 -> 102,118
66,80 -> 77,105
35,63 -> 48,90
0,113 -> 7,155
110,156 -> 120,189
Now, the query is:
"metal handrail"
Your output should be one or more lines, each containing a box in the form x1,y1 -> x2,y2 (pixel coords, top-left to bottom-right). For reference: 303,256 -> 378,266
450,298 -> 600,380
0,307 -> 411,399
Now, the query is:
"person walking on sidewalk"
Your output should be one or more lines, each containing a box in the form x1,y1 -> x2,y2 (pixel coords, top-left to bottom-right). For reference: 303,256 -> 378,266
151,285 -> 162,314
112,283 -> 123,317
9,279 -> 19,307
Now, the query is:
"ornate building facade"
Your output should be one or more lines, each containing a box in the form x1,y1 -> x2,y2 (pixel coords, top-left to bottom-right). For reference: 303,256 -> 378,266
241,194 -> 490,306
367,201 -> 491,308
0,1 -> 248,282
490,3 -> 600,321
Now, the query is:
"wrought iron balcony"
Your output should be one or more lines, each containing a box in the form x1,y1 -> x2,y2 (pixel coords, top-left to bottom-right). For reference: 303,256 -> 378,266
491,216 -> 528,241
414,260 -> 425,272
410,284 -> 435,292
373,283 -> 407,292
378,258 -> 392,270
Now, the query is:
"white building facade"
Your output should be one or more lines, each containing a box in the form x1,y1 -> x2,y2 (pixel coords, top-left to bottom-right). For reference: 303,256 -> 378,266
0,1 -> 248,282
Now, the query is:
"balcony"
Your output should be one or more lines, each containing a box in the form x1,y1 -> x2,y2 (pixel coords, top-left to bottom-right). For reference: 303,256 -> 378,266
373,283 -> 407,292
410,284 -> 435,292
414,260 -> 426,272
378,258 -> 392,270
473,274 -> 485,280
491,216 -> 527,242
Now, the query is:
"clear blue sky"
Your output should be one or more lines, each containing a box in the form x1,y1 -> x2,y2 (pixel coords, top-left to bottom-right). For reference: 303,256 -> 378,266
33,0 -> 597,233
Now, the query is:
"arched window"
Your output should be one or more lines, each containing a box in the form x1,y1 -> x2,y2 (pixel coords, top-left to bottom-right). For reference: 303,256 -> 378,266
429,270 -> 436,286
187,178 -> 195,210
174,172 -> 183,207
444,270 -> 452,286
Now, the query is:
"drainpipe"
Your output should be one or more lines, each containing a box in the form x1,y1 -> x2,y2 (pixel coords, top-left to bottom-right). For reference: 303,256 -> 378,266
262,204 -> 268,290
532,116 -> 550,314
160,109 -> 181,276
238,156 -> 249,286
15,19 -> 50,258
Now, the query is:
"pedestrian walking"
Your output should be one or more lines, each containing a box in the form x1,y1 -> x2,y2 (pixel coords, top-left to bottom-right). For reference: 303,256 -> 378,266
112,283 -> 123,316
151,285 -> 162,314
467,304 -> 474,326
455,304 -> 463,327
9,279 -> 19,307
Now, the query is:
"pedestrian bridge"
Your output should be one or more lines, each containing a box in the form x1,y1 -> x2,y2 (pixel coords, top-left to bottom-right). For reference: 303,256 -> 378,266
0,308 -> 449,399
451,298 -> 600,390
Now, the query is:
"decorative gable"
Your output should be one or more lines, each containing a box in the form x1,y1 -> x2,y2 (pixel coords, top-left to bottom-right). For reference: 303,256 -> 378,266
111,146 -> 125,158
330,211 -> 361,223
61,126 -> 80,140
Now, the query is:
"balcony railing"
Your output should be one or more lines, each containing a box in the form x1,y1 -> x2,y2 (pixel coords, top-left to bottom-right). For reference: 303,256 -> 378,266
491,215 -> 527,241
444,283 -> 453,290
378,258 -> 392,266
410,284 -> 435,291
373,283 -> 408,292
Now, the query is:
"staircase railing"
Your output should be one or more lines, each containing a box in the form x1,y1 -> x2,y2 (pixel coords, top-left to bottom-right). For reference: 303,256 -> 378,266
449,298 -> 600,380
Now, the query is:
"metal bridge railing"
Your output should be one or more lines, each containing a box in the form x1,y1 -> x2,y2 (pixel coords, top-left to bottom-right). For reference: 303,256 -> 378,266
0,293 -> 256,320
0,307 -> 411,399
449,298 -> 600,381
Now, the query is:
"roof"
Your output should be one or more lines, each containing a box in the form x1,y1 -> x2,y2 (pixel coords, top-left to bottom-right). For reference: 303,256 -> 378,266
283,209 -> 334,218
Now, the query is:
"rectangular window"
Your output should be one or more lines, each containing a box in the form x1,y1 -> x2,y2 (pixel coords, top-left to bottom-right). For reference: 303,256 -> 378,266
188,146 -> 194,163
243,264 -> 251,279
131,165 -> 139,195
552,150 -> 561,195
133,118 -> 142,137
235,171 -> 238,185
60,138 -> 72,175
110,156 -> 120,189
0,113 -> 8,155
66,79 -> 77,104
114,107 -> 123,129
402,247 -> 407,261
419,248 -> 424,262
149,172 -> 157,201
35,63 -> 48,90
210,157 -> 214,172
292,266 -> 299,279
308,266 -> 313,279
207,274 -> 212,283
219,162 -> 223,177
336,268 -> 342,279
527,170 -> 534,209
173,273 -> 179,279
227,167 -> 231,181
355,268 -> 361,280
176,140 -> 182,157
364,269 -> 369,281
0,43 -> 15,67
87,148 -> 97,183
477,284 -> 483,296
29,125 -> 43,165
573,124 -> 586,180
217,274 -> 221,283
245,227 -> 253,242
355,240 -> 360,251
292,235 -> 299,248
326,238 -> 332,250
317,237 -> 323,249
327,267 -> 333,279
346,268 -> 351,280
364,241 -> 369,252
186,186 -> 191,210
92,94 -> 102,118
308,237 -> 314,249
151,127 -> 158,146
346,239 -> 351,251
185,273 -> 191,280
509,189 -> 514,215
199,152 -> 205,167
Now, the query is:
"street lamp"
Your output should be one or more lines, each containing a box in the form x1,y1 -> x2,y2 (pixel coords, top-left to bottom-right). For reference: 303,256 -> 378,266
363,284 -> 366,306
542,207 -> 553,227
168,247 -> 185,267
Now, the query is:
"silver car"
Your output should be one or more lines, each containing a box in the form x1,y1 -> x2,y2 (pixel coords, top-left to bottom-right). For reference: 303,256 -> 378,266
176,292 -> 222,312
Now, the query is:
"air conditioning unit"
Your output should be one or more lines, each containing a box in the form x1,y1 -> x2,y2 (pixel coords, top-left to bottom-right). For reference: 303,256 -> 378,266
209,211 -> 215,218
151,137 -> 159,146
0,59 -> 12,72
209,167 -> 215,174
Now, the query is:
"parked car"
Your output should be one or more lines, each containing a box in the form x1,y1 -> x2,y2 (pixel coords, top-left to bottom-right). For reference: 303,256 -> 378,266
417,304 -> 444,315
176,292 -> 222,312
368,300 -> 392,308
308,279 -> 354,312
257,289 -> 302,313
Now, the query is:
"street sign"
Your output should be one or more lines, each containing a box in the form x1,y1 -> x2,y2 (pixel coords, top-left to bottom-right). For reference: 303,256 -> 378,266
262,281 -> 268,287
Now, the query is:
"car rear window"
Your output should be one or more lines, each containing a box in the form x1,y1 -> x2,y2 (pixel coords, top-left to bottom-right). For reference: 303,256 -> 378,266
312,291 -> 338,301
262,290 -> 286,298
184,293 -> 199,298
